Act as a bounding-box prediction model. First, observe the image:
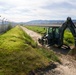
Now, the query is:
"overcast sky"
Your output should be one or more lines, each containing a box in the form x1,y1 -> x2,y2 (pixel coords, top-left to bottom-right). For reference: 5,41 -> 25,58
0,0 -> 76,22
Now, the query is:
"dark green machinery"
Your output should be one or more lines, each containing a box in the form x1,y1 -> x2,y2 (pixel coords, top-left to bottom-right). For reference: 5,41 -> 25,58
38,17 -> 76,49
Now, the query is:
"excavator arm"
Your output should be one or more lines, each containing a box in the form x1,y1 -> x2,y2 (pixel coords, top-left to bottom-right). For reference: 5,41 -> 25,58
59,17 -> 76,47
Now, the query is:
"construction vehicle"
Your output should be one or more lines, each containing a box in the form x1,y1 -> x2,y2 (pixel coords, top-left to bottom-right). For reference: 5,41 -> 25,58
38,17 -> 76,49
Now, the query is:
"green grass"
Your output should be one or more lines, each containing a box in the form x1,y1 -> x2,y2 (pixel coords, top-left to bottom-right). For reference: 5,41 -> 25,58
63,29 -> 76,55
25,26 -> 46,35
63,29 -> 74,46
0,26 -> 59,75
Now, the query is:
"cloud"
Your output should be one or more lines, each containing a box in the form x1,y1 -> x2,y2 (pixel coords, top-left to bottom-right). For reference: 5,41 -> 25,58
0,0 -> 76,22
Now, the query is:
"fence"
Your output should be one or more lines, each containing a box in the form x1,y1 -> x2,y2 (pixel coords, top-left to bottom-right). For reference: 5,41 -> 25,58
0,24 -> 13,33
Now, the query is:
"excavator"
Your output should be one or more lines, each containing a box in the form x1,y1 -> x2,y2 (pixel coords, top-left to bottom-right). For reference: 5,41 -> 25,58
38,17 -> 76,49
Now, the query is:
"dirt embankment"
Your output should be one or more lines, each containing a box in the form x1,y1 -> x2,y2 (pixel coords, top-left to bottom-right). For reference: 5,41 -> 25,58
20,26 -> 76,75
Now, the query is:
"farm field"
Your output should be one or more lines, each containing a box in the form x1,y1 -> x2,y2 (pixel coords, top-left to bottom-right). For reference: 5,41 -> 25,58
0,26 -> 59,75
63,29 -> 74,46
25,26 -> 46,35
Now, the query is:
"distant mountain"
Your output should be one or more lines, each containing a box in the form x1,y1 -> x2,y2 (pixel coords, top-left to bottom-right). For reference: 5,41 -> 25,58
24,20 -> 65,25
72,20 -> 76,23
0,19 -> 76,25
18,19 -> 76,25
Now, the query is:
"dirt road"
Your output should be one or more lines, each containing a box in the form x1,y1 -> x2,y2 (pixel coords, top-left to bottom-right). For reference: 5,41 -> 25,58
20,26 -> 41,46
20,26 -> 76,75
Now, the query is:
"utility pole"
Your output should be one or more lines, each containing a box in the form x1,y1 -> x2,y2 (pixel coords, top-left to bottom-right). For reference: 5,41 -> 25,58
2,18 -> 5,32
0,15 -> 1,33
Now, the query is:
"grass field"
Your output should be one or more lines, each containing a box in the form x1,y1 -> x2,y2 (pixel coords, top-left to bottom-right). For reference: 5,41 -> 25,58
0,26 -> 59,75
25,26 -> 46,35
63,29 -> 74,46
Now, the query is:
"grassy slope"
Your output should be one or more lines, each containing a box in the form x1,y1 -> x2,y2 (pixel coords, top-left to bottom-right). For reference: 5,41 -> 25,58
0,26 -> 59,75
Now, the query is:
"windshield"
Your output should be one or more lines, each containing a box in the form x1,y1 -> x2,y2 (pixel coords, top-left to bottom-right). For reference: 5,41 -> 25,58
48,27 -> 52,33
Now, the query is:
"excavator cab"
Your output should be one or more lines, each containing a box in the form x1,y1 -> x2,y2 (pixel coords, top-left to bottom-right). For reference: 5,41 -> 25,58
46,27 -> 60,45
38,27 -> 60,46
